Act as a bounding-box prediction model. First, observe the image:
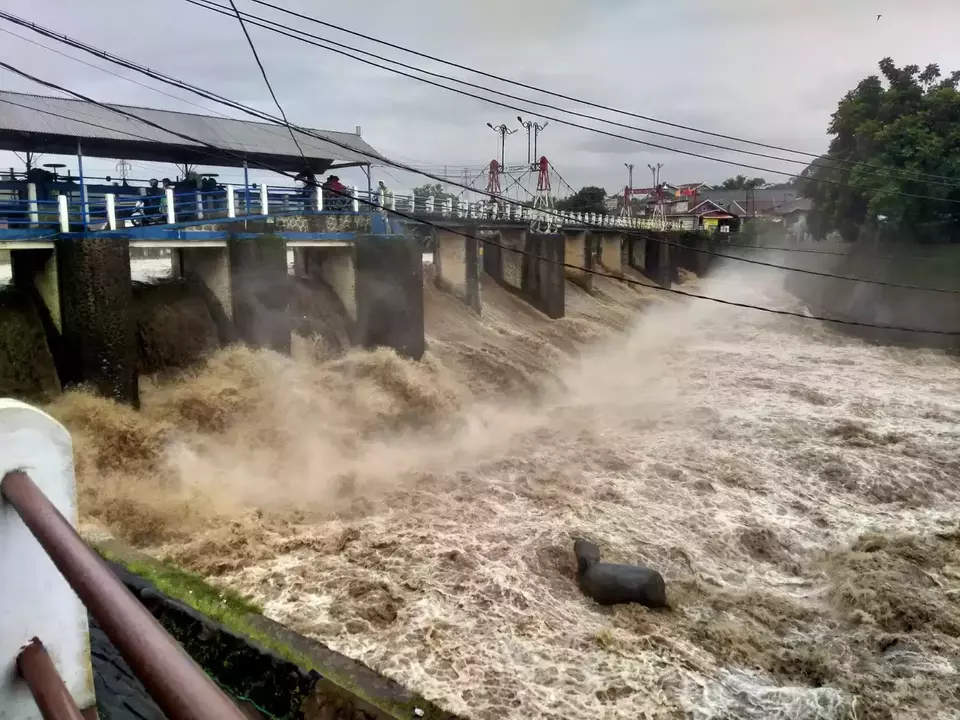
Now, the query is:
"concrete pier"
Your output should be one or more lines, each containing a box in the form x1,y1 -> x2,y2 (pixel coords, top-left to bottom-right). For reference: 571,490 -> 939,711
498,228 -> 526,291
563,231 -> 593,291
599,233 -> 623,274
434,226 -> 481,313
354,234 -> 425,360
523,233 -> 565,319
293,245 -> 357,324
227,234 -> 291,354
172,245 -> 232,320
55,235 -> 139,406
627,235 -> 646,274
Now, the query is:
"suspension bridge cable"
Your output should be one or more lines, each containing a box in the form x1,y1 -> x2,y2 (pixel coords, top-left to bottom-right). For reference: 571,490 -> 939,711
238,0 -> 960,188
178,0 -> 960,197
7,6 -> 957,208
2,30 -> 956,291
1,59 -> 957,335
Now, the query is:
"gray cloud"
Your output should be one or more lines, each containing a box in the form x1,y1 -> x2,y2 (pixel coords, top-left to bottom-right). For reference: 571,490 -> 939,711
1,0 -> 959,195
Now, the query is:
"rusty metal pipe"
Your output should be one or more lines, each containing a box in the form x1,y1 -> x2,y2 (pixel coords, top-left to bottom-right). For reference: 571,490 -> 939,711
1,471 -> 246,720
17,638 -> 85,720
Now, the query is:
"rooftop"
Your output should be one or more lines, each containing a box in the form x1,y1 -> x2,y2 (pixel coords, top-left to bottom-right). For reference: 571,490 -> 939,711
0,91 -> 383,173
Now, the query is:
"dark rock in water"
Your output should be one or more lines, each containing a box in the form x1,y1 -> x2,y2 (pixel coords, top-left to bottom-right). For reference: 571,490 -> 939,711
574,539 -> 667,608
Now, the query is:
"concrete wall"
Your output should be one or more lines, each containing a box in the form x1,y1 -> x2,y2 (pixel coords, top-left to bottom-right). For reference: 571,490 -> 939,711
0,286 -> 59,401
433,227 -> 481,314
172,246 -> 232,321
0,400 -> 96,718
227,234 -> 291,354
523,234 -> 565,319
56,236 -> 139,407
498,228 -> 526,291
563,231 -> 592,291
354,234 -> 425,360
599,233 -> 623,274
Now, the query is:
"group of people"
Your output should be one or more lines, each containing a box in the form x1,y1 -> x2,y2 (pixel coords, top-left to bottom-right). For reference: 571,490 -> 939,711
295,170 -> 352,210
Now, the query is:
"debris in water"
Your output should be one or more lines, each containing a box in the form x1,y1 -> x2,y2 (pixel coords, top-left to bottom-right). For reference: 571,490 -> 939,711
574,539 -> 668,608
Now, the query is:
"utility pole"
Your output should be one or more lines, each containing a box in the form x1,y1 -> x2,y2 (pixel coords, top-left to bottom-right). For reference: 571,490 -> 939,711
648,162 -> 665,230
486,122 -> 518,168
517,117 -> 548,166
623,163 -> 635,217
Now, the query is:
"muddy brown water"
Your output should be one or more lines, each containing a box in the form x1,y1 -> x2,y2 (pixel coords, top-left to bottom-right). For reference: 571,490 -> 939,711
55,263 -> 960,720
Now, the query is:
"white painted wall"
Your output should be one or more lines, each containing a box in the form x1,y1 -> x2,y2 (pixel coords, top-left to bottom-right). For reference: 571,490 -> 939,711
0,400 -> 95,718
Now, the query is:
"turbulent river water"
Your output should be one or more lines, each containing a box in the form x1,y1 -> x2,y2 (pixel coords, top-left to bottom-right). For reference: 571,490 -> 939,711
49,259 -> 960,720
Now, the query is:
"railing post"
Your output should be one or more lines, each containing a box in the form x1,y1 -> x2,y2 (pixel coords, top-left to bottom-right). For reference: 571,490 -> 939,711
226,185 -> 236,218
315,184 -> 324,212
27,182 -> 39,227
58,195 -> 69,233
165,188 -> 175,224
426,195 -> 435,214
351,186 -> 359,212
106,193 -> 117,231
259,184 -> 269,216
0,400 -> 97,716
194,191 -> 204,221
388,190 -> 396,212
378,186 -> 386,209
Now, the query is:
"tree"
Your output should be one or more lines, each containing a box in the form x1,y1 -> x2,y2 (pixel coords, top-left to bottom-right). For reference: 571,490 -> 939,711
412,182 -> 455,204
720,175 -> 767,190
798,58 -> 960,244
555,186 -> 608,214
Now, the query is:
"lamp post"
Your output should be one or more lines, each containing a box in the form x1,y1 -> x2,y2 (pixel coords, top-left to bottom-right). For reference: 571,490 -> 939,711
486,122 -> 518,167
518,116 -> 548,166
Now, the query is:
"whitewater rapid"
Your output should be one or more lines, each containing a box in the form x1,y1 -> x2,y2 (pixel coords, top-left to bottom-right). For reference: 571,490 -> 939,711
59,262 -> 960,719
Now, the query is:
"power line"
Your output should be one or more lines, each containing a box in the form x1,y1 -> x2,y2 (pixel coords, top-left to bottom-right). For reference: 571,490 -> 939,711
178,0 -> 960,200
239,0 -> 960,189
0,59 -> 956,336
2,24 -> 956,292
223,0 -> 307,165
7,6 -> 957,209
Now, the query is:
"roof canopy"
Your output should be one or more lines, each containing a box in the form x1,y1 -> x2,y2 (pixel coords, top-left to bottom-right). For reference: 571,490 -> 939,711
0,91 -> 383,173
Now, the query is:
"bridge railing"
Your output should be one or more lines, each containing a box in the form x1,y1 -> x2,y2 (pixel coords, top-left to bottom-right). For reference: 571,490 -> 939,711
0,400 -> 247,720
1,182 -> 691,236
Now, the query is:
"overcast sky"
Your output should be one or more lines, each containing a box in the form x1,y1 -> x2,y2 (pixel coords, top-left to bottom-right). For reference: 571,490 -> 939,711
1,0 -> 959,199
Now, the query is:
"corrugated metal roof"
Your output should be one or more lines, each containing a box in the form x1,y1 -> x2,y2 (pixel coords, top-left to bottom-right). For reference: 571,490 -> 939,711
0,90 -> 383,168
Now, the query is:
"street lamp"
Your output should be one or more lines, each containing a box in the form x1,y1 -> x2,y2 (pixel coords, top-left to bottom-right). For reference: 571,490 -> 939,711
487,122 -> 518,167
517,116 -> 548,165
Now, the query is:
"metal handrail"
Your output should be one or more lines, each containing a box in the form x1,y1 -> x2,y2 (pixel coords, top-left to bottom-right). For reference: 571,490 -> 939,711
16,638 -> 85,720
1,471 -> 247,720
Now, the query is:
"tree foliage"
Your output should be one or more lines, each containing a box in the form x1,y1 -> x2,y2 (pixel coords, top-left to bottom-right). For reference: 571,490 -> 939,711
555,186 -> 608,214
412,182 -> 456,204
720,175 -> 767,190
798,58 -> 960,244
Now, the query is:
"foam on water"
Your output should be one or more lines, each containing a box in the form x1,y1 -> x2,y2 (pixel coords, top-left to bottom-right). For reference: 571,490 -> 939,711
46,263 -> 960,719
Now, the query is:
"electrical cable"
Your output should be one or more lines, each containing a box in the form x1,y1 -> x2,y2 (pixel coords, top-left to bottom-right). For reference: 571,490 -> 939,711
223,0 -> 308,165
1,59 -> 956,336
1,30 -> 956,292
178,0 -> 960,200
238,0 -> 960,189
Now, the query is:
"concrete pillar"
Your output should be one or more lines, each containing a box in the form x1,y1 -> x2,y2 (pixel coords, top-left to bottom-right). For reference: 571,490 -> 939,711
171,245 -> 235,347
599,232 -> 623,274
228,234 -> 291,353
55,235 -> 139,406
498,228 -> 526,291
11,248 -> 61,333
354,234 -> 425,360
523,233 -> 565,319
627,235 -> 646,272
482,229 -> 502,283
293,245 -> 357,322
0,400 -> 97,718
433,227 -> 481,314
563,230 -> 592,291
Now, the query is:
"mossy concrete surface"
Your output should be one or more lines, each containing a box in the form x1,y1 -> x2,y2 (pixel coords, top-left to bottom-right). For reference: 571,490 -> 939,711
95,540 -> 461,720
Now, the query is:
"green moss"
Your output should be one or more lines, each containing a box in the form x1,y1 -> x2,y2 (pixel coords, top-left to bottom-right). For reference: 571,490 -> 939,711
96,544 -> 450,719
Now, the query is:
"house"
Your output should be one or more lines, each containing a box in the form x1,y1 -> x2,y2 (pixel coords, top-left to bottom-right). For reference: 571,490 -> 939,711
664,198 -> 739,232
698,186 -> 802,218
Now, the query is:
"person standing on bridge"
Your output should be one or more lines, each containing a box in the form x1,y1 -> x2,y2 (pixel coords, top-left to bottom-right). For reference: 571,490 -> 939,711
323,175 -> 348,211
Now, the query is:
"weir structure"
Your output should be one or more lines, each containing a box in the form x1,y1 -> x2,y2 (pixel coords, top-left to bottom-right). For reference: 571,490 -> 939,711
0,91 -> 716,406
